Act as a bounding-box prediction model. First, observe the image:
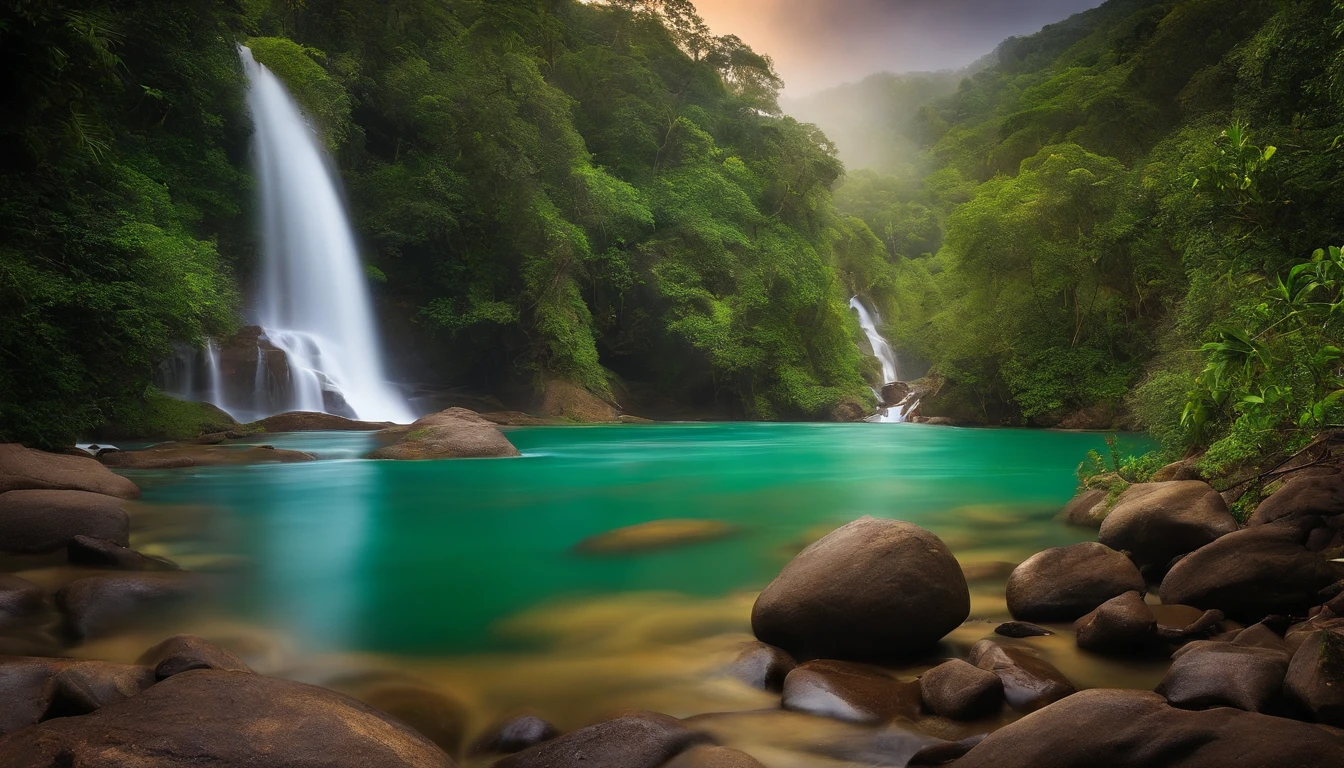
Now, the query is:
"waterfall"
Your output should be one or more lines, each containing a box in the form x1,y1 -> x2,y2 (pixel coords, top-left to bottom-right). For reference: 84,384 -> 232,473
849,297 -> 907,423
239,45 -> 413,424
205,339 -> 228,416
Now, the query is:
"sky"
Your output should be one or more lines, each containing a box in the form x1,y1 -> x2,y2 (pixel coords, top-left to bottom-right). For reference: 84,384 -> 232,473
692,0 -> 1105,95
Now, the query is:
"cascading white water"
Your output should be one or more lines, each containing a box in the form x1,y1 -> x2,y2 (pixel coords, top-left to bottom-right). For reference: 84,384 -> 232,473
239,45 -> 413,424
849,296 -> 907,423
205,339 -> 228,415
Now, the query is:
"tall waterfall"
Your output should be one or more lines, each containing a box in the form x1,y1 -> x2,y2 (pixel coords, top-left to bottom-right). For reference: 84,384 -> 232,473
849,297 -> 906,423
239,46 -> 413,423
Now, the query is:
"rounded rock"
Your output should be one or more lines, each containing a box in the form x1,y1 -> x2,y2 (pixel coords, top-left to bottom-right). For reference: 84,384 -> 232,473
0,490 -> 130,554
919,659 -> 1004,720
1098,481 -> 1237,574
1005,542 -> 1144,623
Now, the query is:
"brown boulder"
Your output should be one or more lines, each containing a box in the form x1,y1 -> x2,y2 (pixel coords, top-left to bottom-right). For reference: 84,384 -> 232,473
1250,474 -> 1344,526
1099,481 -> 1236,574
1285,627 -> 1344,725
367,409 -> 520,460
918,659 -> 1003,720
47,660 -> 156,716
137,634 -> 252,679
1005,542 -> 1144,623
540,380 -> 619,423
250,411 -> 393,432
781,660 -> 921,724
664,746 -> 767,768
1155,639 -> 1290,713
100,444 -> 315,469
752,517 -> 969,660
0,490 -> 129,553
881,382 -> 912,408
1073,591 -> 1158,655
1160,521 -> 1344,622
1058,489 -> 1109,528
949,688 -> 1344,768
575,520 -> 737,554
0,444 -> 139,499
0,575 -> 46,629
0,669 -> 454,767
723,641 -> 796,692
494,714 -> 706,768
968,640 -> 1075,712
468,714 -> 559,756
56,573 -> 199,642
1151,459 -> 1204,483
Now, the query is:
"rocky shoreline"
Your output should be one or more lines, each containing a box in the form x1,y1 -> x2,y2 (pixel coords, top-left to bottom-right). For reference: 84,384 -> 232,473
3,430 -> 1344,767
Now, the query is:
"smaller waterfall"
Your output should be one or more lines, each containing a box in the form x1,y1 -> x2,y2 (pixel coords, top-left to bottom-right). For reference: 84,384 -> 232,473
205,340 -> 227,415
158,340 -> 238,420
849,297 -> 908,423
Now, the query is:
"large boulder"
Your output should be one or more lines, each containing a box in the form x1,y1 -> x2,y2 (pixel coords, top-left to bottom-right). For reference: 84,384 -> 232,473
751,517 -> 969,660
0,669 -> 455,767
249,411 -> 392,432
1073,591 -> 1158,655
1098,481 -> 1236,574
1250,474 -> 1344,526
539,379 -> 619,422
949,689 -> 1344,768
1058,489 -> 1109,528
1005,542 -> 1144,623
968,640 -> 1075,712
780,660 -> 921,724
1160,521 -> 1344,622
367,408 -> 520,460
56,573 -> 199,642
0,444 -> 139,499
918,659 -> 1003,720
0,490 -> 129,553
1155,640 -> 1290,713
494,714 -> 706,768
1285,627 -> 1344,725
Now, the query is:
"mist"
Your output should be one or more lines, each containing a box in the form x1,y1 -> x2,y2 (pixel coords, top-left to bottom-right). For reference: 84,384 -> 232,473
693,0 -> 1105,95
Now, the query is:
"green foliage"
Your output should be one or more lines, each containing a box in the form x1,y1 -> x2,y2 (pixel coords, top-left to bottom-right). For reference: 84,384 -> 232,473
102,388 -> 239,441
244,36 -> 354,149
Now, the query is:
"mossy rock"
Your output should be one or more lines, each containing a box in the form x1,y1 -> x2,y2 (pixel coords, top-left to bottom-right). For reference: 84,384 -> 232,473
100,389 -> 239,441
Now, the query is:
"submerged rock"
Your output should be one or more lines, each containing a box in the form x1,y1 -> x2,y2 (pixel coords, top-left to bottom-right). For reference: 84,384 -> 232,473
0,443 -> 139,499
724,641 -> 796,692
968,640 -> 1075,712
950,688 -> 1344,768
575,520 -> 737,554
67,535 -> 178,571
99,444 -> 315,469
367,408 -> 521,460
1005,542 -> 1144,623
0,489 -> 130,553
781,660 -> 921,724
494,714 -> 706,768
1160,520 -> 1344,622
0,669 -> 455,768
0,575 -> 46,629
994,621 -> 1054,638
752,517 -> 969,660
918,659 -> 1003,720
1098,481 -> 1237,574
56,573 -> 200,643
1058,488 -> 1109,528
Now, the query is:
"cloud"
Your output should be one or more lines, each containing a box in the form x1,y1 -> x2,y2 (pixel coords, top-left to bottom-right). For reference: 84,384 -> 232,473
692,0 -> 1104,94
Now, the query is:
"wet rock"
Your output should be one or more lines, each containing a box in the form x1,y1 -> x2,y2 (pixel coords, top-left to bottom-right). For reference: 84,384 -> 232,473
100,444 -> 316,469
0,490 -> 130,553
664,746 -> 767,768
724,641 -> 796,692
67,535 -> 177,571
908,734 -> 987,766
575,520 -> 737,554
1160,520 -> 1344,622
1250,474 -> 1344,526
55,572 -> 199,643
468,714 -> 559,756
781,660 -> 921,724
1285,627 -> 1344,725
968,640 -> 1075,712
0,657 -> 72,735
48,660 -> 155,716
752,517 -> 969,659
1058,488 -> 1109,528
1155,640 -> 1290,712
1154,605 -> 1225,641
249,411 -> 392,432
368,408 -> 521,460
950,688 -> 1344,768
1005,542 -> 1143,623
1074,591 -> 1158,655
355,685 -> 470,756
494,714 -> 706,768
994,621 -> 1053,638
137,634 -> 251,678
881,382 -> 912,408
918,659 -> 1003,720
0,443 -> 139,499
1098,481 -> 1237,574
540,380 -> 620,423
0,669 -> 454,767
0,575 -> 46,628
